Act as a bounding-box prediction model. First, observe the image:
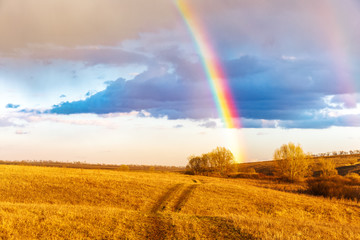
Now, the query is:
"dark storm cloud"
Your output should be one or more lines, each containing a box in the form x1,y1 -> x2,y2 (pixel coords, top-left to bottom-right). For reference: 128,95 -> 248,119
50,63 -> 217,120
49,54 -> 358,129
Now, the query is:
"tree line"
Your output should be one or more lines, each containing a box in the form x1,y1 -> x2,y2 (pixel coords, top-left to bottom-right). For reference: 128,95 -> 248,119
187,143 -> 347,181
312,150 -> 360,157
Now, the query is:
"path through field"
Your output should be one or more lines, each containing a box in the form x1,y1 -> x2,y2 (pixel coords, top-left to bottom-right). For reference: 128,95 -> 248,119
146,180 -> 210,240
151,180 -> 200,213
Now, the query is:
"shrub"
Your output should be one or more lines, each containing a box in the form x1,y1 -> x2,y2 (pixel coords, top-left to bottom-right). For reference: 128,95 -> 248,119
307,176 -> 360,201
349,158 -> 358,165
117,165 -> 130,171
318,157 -> 337,177
346,172 -> 360,180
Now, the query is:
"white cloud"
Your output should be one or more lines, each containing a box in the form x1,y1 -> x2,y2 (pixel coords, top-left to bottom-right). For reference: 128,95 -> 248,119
281,55 -> 297,61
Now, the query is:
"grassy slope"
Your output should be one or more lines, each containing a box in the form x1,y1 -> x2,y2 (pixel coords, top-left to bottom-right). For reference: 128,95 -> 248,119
0,165 -> 359,239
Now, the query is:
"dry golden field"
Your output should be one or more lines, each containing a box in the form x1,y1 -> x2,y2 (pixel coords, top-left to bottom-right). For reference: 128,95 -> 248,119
0,164 -> 359,239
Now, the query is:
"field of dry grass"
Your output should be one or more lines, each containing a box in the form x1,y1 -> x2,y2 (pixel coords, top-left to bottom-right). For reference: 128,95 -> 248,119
0,164 -> 359,239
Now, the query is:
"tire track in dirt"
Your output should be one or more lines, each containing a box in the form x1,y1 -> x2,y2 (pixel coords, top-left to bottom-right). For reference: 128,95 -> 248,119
146,181 -> 200,239
173,184 -> 198,212
150,183 -> 184,213
144,215 -> 175,240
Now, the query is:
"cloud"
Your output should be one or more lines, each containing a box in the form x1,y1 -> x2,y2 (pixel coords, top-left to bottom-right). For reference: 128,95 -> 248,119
241,119 -> 278,128
0,117 -> 13,127
0,114 -> 25,127
47,51 -> 360,129
50,62 -> 217,120
15,130 -> 29,135
330,94 -> 359,109
6,103 -> 20,109
0,0 -> 178,53
25,113 -> 122,128
0,111 -> 148,130
3,0 -> 359,129
278,114 -> 360,129
17,46 -> 149,67
199,121 -> 217,128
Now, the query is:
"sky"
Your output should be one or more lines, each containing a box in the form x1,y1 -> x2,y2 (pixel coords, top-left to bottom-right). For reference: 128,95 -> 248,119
0,0 -> 360,166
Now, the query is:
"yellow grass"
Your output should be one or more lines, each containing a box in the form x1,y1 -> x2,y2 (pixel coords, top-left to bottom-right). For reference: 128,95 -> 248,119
0,165 -> 359,239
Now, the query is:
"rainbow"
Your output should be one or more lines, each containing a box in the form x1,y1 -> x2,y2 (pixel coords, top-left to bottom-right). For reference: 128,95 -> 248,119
308,1 -> 359,125
175,0 -> 240,129
318,2 -> 357,105
175,0 -> 245,162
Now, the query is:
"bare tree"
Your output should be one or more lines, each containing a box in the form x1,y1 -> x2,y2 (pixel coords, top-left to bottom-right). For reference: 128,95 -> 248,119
273,142 -> 311,181
187,147 -> 235,176
187,156 -> 203,175
208,147 -> 236,175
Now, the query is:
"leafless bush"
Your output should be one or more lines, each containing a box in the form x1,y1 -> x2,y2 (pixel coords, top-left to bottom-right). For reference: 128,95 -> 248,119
307,175 -> 360,201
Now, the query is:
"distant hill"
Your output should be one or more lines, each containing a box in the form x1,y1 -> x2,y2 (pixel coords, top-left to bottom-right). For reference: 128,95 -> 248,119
0,160 -> 185,172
